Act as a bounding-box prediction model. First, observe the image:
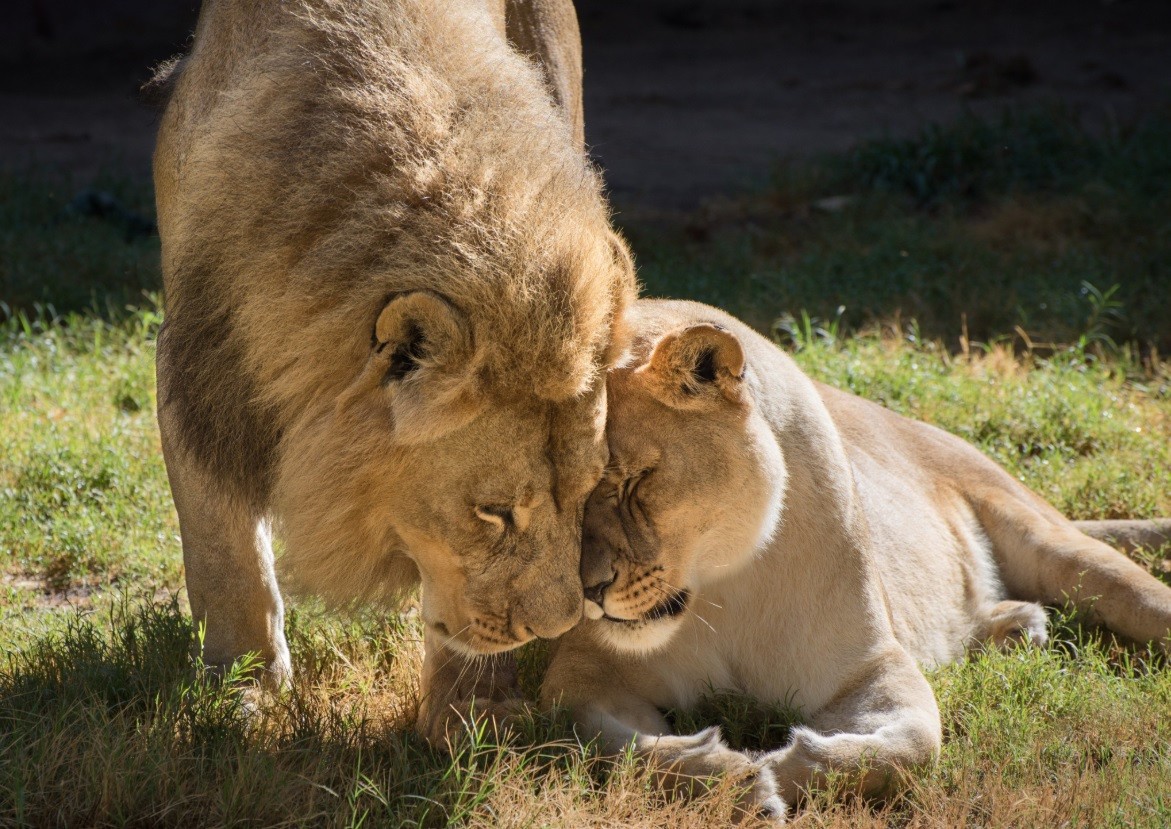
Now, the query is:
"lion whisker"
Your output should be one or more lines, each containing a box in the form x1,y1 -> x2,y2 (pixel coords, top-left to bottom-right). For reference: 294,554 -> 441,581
433,623 -> 476,677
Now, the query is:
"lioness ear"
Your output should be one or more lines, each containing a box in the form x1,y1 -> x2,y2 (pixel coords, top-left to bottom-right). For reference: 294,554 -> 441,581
639,323 -> 746,408
367,292 -> 485,443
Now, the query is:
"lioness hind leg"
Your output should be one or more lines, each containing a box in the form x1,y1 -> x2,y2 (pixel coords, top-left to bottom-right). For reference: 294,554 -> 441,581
981,600 -> 1049,650
977,490 -> 1171,655
159,404 -> 291,688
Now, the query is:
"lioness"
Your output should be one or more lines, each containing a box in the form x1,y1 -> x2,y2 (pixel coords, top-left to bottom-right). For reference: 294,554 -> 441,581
542,299 -> 1171,819
153,0 -> 633,741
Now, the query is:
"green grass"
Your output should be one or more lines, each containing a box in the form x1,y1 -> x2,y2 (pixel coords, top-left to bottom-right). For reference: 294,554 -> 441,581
2,108 -> 1171,826
624,107 -> 1171,351
2,596 -> 1168,826
0,306 -> 172,603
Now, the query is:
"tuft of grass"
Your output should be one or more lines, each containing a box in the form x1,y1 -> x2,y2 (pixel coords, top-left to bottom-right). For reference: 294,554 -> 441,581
831,107 -> 1171,208
670,690 -> 803,753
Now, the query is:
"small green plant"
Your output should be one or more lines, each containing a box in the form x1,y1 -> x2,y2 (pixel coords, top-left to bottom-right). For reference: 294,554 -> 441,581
1076,280 -> 1126,355
772,305 -> 846,351
669,688 -> 803,752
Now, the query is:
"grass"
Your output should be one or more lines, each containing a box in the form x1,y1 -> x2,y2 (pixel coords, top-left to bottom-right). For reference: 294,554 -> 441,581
2,107 -> 1171,825
624,106 -> 1171,352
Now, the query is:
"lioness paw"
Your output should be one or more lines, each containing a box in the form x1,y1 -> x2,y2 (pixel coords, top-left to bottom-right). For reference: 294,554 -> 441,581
732,764 -> 789,826
985,600 -> 1049,650
646,728 -> 788,822
752,793 -> 789,825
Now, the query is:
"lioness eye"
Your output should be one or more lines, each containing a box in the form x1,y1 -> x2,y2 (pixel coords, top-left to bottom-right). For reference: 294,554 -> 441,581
619,469 -> 652,502
475,504 -> 513,531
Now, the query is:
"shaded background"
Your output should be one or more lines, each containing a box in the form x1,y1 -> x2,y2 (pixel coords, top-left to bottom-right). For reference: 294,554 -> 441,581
3,0 -> 1170,209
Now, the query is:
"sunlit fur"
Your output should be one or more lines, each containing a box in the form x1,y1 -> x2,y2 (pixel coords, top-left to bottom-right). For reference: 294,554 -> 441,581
545,299 -> 1171,819
153,0 -> 634,673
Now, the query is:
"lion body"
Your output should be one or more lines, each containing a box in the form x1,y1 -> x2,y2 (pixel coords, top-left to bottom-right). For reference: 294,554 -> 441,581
154,0 -> 633,739
543,299 -> 1171,818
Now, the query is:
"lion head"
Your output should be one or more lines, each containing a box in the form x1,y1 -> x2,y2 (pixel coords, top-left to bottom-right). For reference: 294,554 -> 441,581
579,307 -> 786,653
275,237 -> 631,656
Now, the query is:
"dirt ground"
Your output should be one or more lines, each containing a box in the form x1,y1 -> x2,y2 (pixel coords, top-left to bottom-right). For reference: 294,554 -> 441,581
2,0 -> 1170,209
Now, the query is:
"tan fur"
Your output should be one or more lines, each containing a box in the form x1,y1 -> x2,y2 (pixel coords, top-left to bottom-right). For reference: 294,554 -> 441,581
154,0 -> 633,741
543,299 -> 1171,821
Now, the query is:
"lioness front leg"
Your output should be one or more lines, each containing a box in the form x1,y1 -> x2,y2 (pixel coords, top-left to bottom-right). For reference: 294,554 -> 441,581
566,696 -> 786,821
762,652 -> 941,806
416,627 -> 528,746
158,402 -> 291,687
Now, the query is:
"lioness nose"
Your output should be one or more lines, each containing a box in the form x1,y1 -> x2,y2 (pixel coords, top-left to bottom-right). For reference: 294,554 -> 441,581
583,573 -> 615,605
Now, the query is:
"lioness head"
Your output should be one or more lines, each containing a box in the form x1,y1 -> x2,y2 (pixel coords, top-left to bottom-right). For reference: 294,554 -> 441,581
580,316 -> 786,652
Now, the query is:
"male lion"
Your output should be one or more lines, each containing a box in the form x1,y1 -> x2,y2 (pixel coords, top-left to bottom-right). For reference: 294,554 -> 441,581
153,0 -> 634,741
542,299 -> 1171,820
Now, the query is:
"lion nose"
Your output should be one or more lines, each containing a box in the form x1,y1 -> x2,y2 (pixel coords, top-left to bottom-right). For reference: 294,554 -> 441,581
583,573 -> 615,606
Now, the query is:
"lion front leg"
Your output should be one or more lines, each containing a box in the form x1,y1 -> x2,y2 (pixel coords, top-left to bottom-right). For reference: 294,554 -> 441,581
762,650 -> 941,806
416,627 -> 529,746
158,400 -> 291,689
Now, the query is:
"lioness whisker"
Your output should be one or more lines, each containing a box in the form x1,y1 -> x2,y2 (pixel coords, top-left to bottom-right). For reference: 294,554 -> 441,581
693,594 -> 724,611
645,579 -> 717,635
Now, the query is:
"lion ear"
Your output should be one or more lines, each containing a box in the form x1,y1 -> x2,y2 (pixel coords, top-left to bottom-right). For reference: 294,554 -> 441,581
370,292 -> 485,443
639,323 -> 746,408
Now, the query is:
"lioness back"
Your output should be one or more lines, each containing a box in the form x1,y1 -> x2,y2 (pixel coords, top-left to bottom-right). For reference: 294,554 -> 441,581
817,381 -> 1171,661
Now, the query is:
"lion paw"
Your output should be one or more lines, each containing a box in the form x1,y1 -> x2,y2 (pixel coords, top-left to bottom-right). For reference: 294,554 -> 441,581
417,696 -> 530,748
